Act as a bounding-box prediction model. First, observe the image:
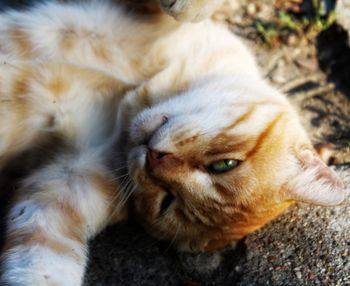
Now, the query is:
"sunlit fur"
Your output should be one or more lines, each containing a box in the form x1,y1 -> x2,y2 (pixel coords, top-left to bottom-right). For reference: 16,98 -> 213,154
0,0 -> 345,285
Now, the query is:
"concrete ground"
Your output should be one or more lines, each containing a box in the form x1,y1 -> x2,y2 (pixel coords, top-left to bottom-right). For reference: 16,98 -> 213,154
0,1 -> 349,285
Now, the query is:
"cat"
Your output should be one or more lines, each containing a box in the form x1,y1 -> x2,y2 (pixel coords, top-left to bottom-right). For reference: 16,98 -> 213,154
0,0 -> 346,285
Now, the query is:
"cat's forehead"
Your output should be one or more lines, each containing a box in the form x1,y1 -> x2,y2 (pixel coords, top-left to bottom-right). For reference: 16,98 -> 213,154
132,76 -> 296,156
149,99 -> 289,155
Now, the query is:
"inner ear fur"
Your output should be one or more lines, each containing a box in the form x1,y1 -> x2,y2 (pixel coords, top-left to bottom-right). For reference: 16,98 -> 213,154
285,148 -> 346,206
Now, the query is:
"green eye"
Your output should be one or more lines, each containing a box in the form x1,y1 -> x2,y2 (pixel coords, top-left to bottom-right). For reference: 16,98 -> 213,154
208,159 -> 240,173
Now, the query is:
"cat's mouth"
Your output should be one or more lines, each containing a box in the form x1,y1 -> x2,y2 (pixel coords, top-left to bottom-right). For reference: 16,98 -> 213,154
159,191 -> 175,214
128,145 -> 176,214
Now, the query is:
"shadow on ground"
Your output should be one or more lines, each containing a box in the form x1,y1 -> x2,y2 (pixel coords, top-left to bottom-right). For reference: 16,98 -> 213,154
84,221 -> 246,286
317,24 -> 350,99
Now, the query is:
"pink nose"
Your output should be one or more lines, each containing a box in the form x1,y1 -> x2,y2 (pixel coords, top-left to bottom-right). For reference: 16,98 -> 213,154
147,148 -> 172,169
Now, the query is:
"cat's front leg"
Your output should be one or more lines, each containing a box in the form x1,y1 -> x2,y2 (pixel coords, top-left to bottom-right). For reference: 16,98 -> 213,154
0,150 -> 127,286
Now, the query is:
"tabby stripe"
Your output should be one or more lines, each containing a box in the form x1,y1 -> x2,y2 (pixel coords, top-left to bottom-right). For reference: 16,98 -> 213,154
224,106 -> 256,131
8,27 -> 33,59
214,183 -> 233,200
175,208 -> 191,223
246,113 -> 285,158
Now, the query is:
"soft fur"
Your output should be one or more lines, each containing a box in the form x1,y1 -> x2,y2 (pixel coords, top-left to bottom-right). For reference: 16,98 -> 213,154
0,0 -> 345,285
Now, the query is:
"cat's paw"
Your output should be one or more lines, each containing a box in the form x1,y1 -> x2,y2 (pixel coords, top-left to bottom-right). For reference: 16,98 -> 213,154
159,0 -> 225,22
115,85 -> 151,142
1,248 -> 85,286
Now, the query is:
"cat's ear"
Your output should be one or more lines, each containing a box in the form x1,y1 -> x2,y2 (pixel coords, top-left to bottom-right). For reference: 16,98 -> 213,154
285,148 -> 346,206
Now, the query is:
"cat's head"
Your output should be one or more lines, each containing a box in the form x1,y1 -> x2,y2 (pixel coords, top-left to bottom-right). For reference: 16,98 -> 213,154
127,76 -> 345,252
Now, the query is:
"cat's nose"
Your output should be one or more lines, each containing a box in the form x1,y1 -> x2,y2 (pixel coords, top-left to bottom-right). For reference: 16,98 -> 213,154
147,148 -> 172,169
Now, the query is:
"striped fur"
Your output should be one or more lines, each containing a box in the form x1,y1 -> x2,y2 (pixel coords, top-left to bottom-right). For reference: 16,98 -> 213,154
0,0 -> 345,285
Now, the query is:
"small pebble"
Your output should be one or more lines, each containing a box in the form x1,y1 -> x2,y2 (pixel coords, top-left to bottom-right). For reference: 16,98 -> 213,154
295,271 -> 302,280
288,35 -> 298,46
272,74 -> 286,84
309,273 -> 316,280
247,3 -> 257,15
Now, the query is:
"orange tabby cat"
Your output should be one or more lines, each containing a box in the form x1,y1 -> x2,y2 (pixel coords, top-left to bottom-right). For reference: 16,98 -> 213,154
0,0 -> 345,285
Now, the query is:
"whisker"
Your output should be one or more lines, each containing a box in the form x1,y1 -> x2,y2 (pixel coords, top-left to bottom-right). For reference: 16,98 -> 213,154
108,173 -> 129,182
112,165 -> 129,172
119,184 -> 135,206
104,179 -> 135,223
107,184 -> 136,223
